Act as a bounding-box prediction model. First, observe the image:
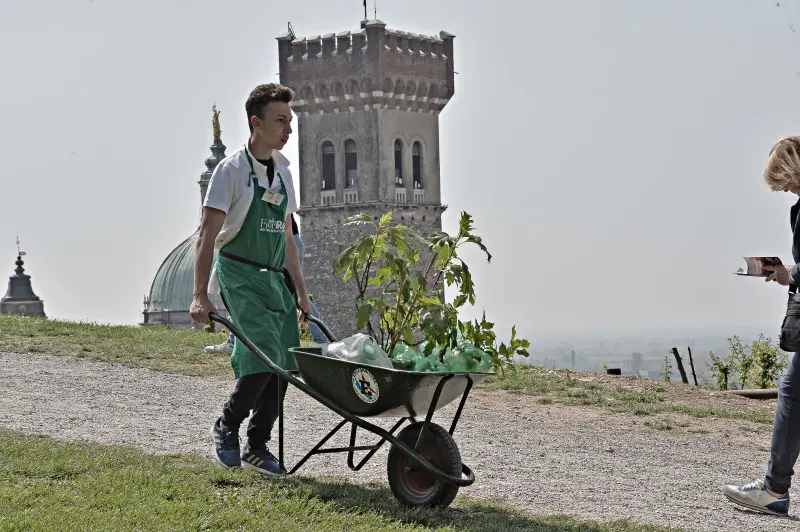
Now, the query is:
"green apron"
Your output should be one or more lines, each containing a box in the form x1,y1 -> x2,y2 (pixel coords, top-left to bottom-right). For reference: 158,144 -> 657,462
215,146 -> 300,378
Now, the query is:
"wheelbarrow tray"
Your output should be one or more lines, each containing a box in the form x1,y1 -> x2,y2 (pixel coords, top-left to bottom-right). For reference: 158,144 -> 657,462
290,347 -> 492,418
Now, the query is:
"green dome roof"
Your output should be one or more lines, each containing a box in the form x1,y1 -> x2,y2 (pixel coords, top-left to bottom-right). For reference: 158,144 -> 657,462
145,229 -> 218,313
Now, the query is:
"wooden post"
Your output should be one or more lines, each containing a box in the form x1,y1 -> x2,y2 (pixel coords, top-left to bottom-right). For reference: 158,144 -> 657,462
671,347 -> 689,384
687,346 -> 699,386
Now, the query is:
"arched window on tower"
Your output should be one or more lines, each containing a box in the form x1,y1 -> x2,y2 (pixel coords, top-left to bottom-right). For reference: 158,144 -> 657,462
321,142 -> 335,190
344,140 -> 358,188
412,142 -> 423,189
394,139 -> 404,185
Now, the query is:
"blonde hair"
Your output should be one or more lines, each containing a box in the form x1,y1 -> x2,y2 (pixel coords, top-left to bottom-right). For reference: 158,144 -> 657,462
764,136 -> 800,191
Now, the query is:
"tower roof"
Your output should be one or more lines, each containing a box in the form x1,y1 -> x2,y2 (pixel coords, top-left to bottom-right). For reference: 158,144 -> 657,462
2,254 -> 42,303
276,20 -> 456,116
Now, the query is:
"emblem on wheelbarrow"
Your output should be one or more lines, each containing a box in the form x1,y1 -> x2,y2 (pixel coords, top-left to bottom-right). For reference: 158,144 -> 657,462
352,368 -> 380,403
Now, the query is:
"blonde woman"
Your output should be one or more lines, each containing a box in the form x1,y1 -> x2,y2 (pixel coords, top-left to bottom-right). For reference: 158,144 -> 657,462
724,137 -> 800,516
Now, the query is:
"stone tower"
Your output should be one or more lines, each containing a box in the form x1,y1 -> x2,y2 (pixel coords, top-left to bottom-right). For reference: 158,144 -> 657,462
1,252 -> 46,318
276,19 -> 455,336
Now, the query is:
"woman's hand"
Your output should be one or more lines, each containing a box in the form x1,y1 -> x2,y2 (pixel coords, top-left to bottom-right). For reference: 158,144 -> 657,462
764,265 -> 794,286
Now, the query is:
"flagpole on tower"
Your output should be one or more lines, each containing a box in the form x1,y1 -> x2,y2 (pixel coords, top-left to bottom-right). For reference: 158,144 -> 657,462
363,0 -> 367,20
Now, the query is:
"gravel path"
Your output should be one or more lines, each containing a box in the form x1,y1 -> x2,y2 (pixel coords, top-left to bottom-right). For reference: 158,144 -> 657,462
1,352 -> 798,532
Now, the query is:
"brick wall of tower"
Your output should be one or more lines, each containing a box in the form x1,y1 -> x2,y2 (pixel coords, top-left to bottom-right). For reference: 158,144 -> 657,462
298,204 -> 445,338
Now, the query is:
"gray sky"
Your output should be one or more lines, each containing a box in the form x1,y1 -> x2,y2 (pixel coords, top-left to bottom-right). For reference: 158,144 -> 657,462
2,0 -> 799,339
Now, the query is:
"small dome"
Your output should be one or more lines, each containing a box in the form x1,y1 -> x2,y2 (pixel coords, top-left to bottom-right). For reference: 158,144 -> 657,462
142,229 -> 223,328
145,230 -> 199,314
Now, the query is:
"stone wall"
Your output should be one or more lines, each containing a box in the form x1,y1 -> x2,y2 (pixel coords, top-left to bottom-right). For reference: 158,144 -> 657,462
298,202 -> 445,338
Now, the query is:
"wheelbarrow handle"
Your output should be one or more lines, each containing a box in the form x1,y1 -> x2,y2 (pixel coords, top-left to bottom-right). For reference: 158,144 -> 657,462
279,268 -> 338,343
302,313 -> 338,343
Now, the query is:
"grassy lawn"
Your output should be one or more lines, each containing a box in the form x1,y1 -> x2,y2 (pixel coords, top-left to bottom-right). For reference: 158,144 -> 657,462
0,314 -> 239,378
0,429 -> 677,532
485,365 -> 775,425
0,315 -> 773,425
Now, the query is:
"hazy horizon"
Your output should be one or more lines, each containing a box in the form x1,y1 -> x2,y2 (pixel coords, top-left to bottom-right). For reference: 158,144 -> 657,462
2,1 -> 800,339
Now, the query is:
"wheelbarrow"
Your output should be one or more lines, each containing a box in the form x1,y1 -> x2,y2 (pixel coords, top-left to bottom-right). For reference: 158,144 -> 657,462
209,311 -> 493,509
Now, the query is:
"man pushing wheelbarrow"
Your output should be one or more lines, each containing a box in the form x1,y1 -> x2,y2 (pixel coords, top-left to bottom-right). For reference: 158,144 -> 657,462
190,82 -> 312,476
189,82 -> 503,510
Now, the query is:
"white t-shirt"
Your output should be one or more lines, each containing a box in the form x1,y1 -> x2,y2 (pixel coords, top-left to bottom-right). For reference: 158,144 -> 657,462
203,144 -> 298,249
204,145 -> 298,304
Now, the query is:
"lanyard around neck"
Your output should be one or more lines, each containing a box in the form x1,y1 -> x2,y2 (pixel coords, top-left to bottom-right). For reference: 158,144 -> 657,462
243,145 -> 257,187
244,144 -> 283,191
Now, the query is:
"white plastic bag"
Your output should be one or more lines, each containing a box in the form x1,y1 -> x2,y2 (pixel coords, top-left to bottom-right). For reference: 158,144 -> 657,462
325,333 -> 394,369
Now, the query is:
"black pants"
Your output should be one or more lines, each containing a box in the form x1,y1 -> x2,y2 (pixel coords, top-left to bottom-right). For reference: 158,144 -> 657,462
220,372 -> 287,449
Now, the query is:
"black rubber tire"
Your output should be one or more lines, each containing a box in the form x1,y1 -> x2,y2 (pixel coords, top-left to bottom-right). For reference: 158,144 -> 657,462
386,421 -> 462,508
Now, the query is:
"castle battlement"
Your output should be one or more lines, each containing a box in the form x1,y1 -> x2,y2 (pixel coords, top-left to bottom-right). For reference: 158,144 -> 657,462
277,20 -> 455,115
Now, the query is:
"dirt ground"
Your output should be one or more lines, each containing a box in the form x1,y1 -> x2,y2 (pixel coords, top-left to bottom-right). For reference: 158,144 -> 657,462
2,352 -> 797,532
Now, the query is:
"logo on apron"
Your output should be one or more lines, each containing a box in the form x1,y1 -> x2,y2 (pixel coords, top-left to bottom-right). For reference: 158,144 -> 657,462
260,219 -> 285,233
352,368 -> 380,403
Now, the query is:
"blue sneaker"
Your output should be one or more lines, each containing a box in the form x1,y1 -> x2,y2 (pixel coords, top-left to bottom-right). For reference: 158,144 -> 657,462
211,418 -> 241,468
723,479 -> 790,516
241,444 -> 285,476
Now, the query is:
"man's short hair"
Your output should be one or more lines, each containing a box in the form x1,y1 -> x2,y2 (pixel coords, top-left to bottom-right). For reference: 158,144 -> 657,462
245,83 -> 295,132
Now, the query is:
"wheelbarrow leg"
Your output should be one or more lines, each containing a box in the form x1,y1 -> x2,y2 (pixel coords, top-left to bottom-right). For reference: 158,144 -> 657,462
449,375 -> 474,436
347,417 -> 408,471
409,375 -> 453,471
278,374 -> 285,472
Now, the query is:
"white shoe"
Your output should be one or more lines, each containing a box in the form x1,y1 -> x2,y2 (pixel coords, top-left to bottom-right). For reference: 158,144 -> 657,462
204,342 -> 233,354
723,479 -> 790,516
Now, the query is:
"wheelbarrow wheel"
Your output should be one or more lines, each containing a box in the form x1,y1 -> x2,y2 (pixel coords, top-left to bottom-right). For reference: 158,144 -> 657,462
386,421 -> 462,508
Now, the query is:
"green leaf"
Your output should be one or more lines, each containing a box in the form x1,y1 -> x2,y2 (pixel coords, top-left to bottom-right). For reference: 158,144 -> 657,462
367,276 -> 384,287
453,294 -> 468,308
417,295 -> 442,308
355,303 -> 373,330
466,235 -> 492,263
403,326 -> 415,346
344,213 -> 376,226
458,211 -> 474,235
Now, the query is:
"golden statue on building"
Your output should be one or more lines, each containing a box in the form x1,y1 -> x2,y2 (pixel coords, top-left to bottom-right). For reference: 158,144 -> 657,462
212,104 -> 222,141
